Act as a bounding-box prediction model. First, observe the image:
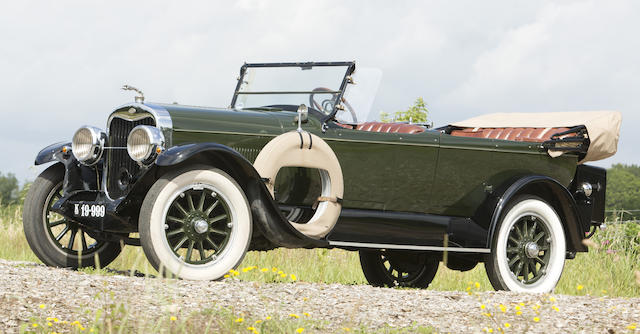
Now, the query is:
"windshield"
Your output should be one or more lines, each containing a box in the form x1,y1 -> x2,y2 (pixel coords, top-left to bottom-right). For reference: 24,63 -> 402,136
231,62 -> 353,113
231,62 -> 382,124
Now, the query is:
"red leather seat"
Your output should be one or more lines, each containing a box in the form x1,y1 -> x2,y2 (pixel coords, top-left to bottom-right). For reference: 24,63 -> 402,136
354,122 -> 425,134
449,127 -> 571,143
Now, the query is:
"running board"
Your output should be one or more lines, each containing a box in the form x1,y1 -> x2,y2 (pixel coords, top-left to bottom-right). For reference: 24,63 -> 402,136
328,241 -> 490,253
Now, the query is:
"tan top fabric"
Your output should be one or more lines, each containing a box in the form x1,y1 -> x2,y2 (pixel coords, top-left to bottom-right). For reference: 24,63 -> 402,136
451,111 -> 622,163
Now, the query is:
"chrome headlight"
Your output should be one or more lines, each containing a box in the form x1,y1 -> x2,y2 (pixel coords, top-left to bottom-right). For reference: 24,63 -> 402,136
581,182 -> 593,197
71,126 -> 106,166
127,125 -> 165,164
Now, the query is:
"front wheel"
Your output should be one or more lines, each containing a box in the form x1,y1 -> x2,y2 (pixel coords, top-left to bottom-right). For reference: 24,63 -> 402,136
359,250 -> 439,288
485,196 -> 566,292
23,164 -> 123,269
139,166 -> 252,280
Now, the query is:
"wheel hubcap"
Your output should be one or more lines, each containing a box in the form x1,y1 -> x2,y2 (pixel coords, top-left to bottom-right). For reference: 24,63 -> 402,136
505,215 -> 551,285
193,219 -> 208,234
524,242 -> 539,258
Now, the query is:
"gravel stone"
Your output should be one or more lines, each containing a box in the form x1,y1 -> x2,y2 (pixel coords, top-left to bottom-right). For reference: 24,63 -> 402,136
0,259 -> 638,333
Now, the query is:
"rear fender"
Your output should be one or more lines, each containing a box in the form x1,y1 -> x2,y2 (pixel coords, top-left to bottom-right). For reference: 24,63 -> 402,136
155,143 -> 324,249
485,175 -> 587,253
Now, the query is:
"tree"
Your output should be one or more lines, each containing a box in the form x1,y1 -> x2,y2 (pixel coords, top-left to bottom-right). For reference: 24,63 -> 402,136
0,172 -> 19,205
606,164 -> 640,220
380,97 -> 429,123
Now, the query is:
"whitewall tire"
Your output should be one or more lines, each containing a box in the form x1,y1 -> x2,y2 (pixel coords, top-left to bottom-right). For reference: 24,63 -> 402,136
485,196 -> 566,293
139,166 -> 252,280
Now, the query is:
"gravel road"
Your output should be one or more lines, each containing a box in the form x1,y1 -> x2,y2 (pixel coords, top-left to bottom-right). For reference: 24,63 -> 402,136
0,259 -> 638,333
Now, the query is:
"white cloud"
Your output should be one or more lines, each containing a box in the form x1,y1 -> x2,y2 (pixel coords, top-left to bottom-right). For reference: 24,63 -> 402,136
0,0 -> 638,181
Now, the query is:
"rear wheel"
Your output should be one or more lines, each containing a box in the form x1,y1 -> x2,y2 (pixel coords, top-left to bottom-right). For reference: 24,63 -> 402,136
23,164 -> 123,269
359,250 -> 439,288
139,165 -> 252,280
485,196 -> 566,292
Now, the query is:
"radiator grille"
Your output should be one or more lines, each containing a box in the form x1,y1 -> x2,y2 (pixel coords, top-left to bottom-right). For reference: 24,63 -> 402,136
106,116 -> 155,198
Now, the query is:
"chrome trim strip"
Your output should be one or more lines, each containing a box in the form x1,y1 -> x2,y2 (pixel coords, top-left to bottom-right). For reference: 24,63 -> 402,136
328,241 -> 491,253
108,102 -> 173,146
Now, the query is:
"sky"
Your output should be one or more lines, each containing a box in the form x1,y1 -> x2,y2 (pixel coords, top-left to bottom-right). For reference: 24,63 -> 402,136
0,0 -> 638,182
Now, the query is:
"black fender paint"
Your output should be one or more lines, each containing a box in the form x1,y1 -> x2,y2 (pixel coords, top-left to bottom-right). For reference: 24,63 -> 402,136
34,142 -> 70,165
485,175 -> 586,253
155,143 -> 327,249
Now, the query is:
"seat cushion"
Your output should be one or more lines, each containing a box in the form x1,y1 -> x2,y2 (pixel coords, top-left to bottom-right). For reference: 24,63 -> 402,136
449,127 -> 571,143
355,122 -> 425,134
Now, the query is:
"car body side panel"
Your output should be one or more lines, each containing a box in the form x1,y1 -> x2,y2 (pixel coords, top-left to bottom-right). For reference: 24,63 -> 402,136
432,134 -> 578,218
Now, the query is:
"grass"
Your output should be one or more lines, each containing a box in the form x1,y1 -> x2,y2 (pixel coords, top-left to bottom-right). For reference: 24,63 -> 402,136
2,203 -> 639,333
3,203 -> 638,297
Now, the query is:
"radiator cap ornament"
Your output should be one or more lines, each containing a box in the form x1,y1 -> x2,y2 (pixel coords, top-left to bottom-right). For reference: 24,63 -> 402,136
122,84 -> 145,104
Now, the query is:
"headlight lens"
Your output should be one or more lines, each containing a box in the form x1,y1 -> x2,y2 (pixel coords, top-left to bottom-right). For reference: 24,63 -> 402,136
127,125 -> 165,163
71,126 -> 106,165
581,182 -> 593,197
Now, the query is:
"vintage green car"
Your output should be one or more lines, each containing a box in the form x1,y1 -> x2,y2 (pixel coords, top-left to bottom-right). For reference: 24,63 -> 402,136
24,62 -> 621,292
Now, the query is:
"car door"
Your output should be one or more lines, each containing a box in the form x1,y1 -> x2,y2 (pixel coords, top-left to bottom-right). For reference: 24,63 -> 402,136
319,124 -> 440,213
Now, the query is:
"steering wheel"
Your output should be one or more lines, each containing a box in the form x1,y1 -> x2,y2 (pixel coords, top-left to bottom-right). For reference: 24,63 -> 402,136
309,87 -> 358,123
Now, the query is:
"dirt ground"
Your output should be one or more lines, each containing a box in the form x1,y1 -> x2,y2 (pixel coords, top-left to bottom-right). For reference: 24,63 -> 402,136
0,259 -> 638,333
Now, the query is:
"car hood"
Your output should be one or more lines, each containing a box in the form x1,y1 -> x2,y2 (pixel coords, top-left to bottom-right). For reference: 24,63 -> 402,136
157,103 -> 293,136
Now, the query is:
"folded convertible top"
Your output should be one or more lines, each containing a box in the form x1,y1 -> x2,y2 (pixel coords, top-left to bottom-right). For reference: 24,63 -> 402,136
451,111 -> 622,163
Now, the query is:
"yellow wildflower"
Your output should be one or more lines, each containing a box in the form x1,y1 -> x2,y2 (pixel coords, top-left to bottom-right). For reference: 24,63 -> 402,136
255,319 -> 263,324
280,273 -> 287,278
272,267 -> 278,272
260,268 -> 269,272
549,296 -> 556,302
265,316 -> 272,320
504,323 -> 511,328
499,304 -> 506,313
32,323 -> 39,327
247,327 -> 255,331
342,328 -> 351,332
480,304 -> 486,310
170,316 -> 177,321
533,317 -> 540,322
289,313 -> 300,319
475,282 -> 480,288
47,322 -> 53,326
224,274 -> 230,278
303,312 -> 310,317
552,306 -> 559,312
627,324 -> 637,330
576,284 -> 584,291
235,318 -> 244,323
516,311 -> 522,316
290,274 -> 297,281
296,328 -> 305,333
515,305 -> 521,311
278,270 -> 284,275
519,302 -> 525,306
39,304 -> 46,309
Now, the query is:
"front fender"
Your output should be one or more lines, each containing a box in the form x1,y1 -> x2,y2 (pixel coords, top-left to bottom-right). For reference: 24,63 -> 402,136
486,175 -> 587,253
35,142 -> 70,165
155,143 -> 326,249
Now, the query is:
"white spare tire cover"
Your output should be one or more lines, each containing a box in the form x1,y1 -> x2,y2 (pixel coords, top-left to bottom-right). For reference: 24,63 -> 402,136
253,131 -> 343,239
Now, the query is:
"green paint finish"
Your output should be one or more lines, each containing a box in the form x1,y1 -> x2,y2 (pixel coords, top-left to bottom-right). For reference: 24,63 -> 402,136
155,104 -> 579,217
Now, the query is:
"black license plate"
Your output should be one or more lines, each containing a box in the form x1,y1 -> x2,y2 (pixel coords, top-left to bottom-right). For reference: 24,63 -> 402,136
72,202 -> 106,219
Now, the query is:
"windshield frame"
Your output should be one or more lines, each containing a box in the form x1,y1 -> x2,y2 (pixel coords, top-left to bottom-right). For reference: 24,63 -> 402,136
230,61 -> 356,124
